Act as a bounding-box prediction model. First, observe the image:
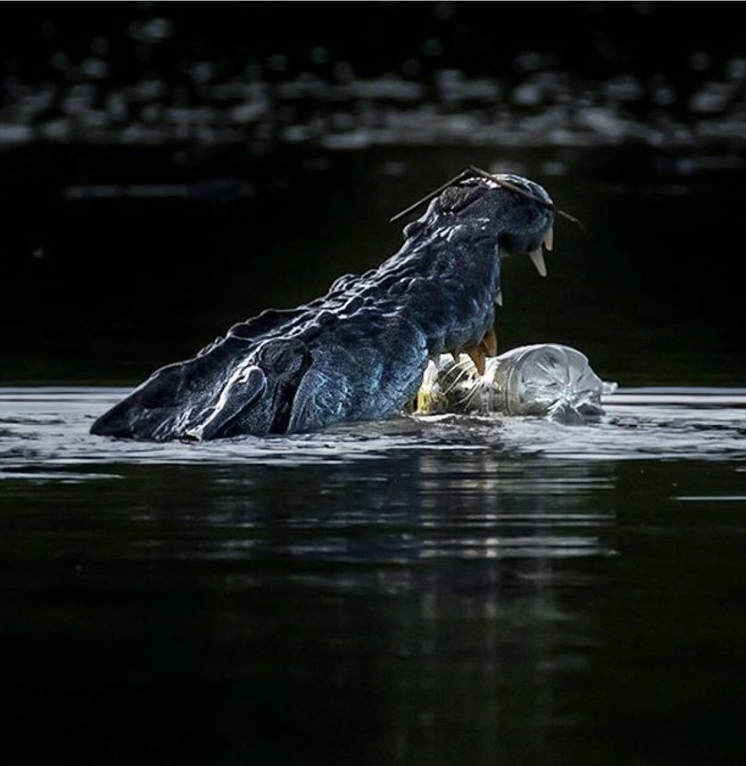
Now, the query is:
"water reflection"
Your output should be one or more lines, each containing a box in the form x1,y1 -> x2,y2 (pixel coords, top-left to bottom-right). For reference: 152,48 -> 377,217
113,453 -> 616,575
3,388 -> 746,764
115,460 -> 612,764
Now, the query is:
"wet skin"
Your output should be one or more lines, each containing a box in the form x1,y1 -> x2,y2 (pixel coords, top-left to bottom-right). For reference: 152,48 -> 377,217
90,175 -> 554,440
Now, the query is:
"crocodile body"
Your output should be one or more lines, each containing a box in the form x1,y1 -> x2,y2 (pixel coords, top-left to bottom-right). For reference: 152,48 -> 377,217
90,174 -> 554,440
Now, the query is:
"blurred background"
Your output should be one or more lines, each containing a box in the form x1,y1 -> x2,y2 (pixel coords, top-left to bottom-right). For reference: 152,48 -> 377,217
2,1 -> 746,385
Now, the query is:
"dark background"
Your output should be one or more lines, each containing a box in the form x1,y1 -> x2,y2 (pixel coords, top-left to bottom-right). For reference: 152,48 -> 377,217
2,1 -> 746,384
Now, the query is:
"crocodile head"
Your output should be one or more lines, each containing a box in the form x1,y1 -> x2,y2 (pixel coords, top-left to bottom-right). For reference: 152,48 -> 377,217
421,173 -> 555,281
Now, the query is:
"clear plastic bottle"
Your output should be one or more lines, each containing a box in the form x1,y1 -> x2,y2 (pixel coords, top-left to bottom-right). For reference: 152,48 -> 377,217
422,344 -> 616,422
488,344 -> 616,422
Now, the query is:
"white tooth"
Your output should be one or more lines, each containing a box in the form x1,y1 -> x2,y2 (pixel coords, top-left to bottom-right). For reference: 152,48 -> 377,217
495,290 -> 503,307
528,247 -> 547,277
543,227 -> 554,251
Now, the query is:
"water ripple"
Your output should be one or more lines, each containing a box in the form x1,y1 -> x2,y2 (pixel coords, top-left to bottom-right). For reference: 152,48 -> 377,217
1,387 -> 745,475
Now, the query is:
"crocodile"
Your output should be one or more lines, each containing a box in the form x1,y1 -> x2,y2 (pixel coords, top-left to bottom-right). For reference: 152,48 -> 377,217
90,171 -> 555,440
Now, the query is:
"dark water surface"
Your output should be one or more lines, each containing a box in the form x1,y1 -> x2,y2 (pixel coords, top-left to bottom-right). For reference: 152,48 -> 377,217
2,387 -> 746,765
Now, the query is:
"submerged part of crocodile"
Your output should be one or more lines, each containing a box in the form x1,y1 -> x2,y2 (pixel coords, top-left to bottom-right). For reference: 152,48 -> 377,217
90,174 -> 555,441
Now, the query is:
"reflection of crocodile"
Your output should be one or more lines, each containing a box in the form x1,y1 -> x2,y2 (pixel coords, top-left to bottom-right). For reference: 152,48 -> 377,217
91,173 -> 555,441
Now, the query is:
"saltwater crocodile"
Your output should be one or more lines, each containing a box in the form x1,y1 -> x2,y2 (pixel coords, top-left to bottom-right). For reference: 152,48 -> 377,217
90,171 -> 555,440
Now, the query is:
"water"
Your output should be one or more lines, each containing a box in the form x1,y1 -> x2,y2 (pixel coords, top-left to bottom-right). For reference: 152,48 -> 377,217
3,387 -> 746,467
2,387 -> 746,765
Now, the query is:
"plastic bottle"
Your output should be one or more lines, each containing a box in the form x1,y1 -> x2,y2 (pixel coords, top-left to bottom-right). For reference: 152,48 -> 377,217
488,344 -> 616,422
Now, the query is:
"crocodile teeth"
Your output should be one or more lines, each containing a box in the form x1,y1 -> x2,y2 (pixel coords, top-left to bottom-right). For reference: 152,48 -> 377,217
464,344 -> 487,376
482,327 -> 498,357
528,247 -> 547,277
495,290 -> 503,307
543,227 -> 554,251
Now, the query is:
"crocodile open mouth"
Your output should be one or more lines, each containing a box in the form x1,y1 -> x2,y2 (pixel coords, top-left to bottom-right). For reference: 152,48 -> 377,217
496,220 -> 554,309
390,163 -> 569,327
466,170 -> 563,376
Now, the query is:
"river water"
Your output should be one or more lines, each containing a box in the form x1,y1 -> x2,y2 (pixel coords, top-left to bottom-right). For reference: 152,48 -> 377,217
2,384 -> 746,765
